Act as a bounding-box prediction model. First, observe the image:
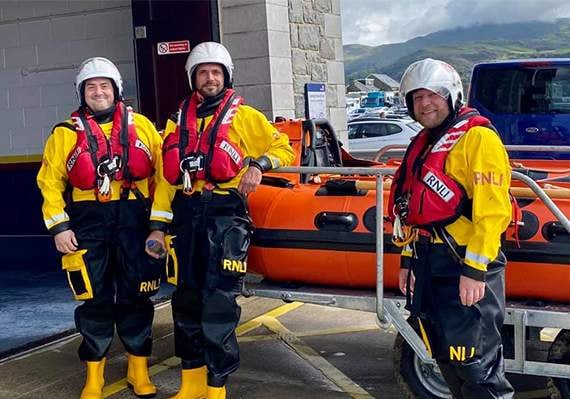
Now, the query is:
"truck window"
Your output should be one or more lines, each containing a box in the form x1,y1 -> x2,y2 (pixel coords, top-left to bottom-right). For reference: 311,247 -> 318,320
469,60 -> 570,159
475,66 -> 570,115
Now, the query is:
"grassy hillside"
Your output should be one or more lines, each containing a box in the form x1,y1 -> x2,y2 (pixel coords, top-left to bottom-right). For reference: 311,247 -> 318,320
344,19 -> 570,85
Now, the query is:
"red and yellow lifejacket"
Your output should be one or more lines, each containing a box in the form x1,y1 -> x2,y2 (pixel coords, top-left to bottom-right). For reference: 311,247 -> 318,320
65,102 -> 154,190
388,107 -> 493,228
162,89 -> 244,185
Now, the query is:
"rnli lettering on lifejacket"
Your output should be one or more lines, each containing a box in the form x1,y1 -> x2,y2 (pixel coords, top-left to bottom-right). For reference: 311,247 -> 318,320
473,171 -> 504,186
139,278 -> 160,293
220,140 -> 241,164
449,345 -> 476,361
66,146 -> 82,172
422,171 -> 455,202
222,259 -> 247,273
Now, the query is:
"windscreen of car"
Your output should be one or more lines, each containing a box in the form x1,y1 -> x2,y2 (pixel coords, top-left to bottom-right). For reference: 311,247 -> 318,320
348,123 -> 402,139
474,65 -> 570,115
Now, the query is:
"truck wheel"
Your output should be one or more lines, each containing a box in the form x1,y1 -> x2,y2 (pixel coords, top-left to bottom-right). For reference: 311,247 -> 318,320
393,317 -> 451,399
547,329 -> 570,399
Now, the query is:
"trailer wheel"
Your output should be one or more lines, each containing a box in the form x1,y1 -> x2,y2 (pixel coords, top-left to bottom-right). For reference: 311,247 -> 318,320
393,317 -> 451,399
547,329 -> 570,399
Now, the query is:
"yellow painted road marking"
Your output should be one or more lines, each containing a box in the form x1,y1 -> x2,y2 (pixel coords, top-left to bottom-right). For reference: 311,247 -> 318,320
239,324 -> 381,343
236,301 -> 303,336
296,325 -> 378,338
103,302 -> 302,397
103,357 -> 180,396
259,316 -> 374,398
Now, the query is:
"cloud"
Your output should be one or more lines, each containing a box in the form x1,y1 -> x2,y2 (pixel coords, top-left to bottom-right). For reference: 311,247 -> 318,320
341,0 -> 570,45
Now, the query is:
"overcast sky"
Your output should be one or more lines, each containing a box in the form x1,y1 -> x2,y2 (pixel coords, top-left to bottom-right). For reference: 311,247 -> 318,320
340,0 -> 570,45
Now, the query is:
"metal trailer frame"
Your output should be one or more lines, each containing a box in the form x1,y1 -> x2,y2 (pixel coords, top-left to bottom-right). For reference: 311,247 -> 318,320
242,162 -> 570,381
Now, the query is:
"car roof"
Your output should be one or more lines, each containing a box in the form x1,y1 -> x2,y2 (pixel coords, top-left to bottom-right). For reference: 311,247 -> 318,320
473,58 -> 570,68
348,117 -> 409,123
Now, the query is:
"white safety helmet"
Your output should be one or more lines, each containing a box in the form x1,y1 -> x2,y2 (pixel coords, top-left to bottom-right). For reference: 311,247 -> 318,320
185,42 -> 233,91
75,57 -> 123,103
399,58 -> 463,120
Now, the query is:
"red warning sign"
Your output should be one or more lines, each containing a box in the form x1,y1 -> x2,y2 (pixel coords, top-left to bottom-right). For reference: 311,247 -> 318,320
157,40 -> 190,55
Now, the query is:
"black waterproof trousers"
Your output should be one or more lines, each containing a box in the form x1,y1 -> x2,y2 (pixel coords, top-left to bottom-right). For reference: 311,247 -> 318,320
409,240 -> 514,399
67,199 -> 163,361
169,190 -> 252,388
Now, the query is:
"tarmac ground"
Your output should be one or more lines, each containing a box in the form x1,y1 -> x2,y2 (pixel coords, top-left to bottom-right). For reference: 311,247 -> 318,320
0,296 -> 554,399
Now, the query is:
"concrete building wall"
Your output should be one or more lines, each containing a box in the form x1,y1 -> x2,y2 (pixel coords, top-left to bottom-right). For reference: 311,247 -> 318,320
0,0 -> 136,158
219,0 -> 295,120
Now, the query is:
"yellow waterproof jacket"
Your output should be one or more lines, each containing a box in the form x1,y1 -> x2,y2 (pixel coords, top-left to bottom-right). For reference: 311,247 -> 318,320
402,125 -> 512,279
150,104 -> 296,228
37,113 -> 164,234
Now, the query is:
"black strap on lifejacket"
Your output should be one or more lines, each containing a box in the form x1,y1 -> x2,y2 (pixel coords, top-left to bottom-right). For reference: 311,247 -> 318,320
179,99 -> 191,159
118,102 -> 131,182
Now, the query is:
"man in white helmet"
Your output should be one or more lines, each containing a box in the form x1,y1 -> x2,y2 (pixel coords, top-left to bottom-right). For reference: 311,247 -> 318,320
388,58 -> 514,398
146,41 -> 295,399
37,57 -> 166,399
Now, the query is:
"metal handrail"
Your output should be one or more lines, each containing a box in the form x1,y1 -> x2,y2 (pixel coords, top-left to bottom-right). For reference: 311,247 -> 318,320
369,144 -> 570,163
506,145 -> 570,152
513,171 -> 570,233
370,145 -> 407,162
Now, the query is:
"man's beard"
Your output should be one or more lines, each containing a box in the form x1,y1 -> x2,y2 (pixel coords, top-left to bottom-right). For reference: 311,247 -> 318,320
198,85 -> 223,98
196,88 -> 227,118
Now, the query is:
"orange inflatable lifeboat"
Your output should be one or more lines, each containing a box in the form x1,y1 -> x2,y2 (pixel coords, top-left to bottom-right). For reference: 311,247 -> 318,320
248,119 -> 570,303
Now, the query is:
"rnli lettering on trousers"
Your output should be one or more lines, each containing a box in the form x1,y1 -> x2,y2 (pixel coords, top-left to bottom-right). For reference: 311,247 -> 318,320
218,216 -> 250,280
449,346 -> 476,361
222,259 -> 247,273
139,278 -> 161,293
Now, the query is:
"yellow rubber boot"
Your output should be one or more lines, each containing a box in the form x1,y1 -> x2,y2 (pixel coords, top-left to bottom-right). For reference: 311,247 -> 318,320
80,358 -> 106,399
168,366 -> 207,399
127,355 -> 157,398
206,385 -> 226,399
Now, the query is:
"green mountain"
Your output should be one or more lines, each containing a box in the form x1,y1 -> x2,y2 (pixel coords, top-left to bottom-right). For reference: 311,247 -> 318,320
344,19 -> 570,86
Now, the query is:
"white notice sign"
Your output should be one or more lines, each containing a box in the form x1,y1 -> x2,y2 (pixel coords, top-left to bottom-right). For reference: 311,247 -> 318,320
305,83 -> 327,119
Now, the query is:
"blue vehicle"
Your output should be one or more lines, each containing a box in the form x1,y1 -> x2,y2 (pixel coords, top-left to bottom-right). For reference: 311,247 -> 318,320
362,91 -> 385,108
468,59 -> 570,159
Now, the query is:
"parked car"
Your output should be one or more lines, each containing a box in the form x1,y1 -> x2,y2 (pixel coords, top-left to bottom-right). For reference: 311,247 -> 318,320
347,117 -> 421,159
347,107 -> 367,119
